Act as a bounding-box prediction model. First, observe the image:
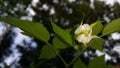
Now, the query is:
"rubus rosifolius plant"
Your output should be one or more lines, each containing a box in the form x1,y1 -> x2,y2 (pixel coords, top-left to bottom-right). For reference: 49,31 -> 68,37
1,18 -> 120,68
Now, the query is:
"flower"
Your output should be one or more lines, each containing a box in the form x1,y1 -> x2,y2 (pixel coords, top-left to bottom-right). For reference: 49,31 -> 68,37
74,24 -> 92,45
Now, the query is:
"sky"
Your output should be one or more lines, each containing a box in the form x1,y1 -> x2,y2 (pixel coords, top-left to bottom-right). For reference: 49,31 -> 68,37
99,0 -> 120,5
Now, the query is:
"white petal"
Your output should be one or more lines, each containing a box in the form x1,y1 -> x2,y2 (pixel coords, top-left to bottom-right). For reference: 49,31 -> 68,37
77,34 -> 92,45
74,24 -> 92,35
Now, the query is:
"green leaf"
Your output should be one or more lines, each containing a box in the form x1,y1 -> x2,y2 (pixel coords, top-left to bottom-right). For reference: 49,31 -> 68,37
40,45 -> 58,59
91,20 -> 103,35
51,20 -> 73,46
103,18 -> 120,36
0,18 -> 50,42
53,37 -> 69,49
88,36 -> 103,51
88,55 -> 105,68
73,59 -> 86,68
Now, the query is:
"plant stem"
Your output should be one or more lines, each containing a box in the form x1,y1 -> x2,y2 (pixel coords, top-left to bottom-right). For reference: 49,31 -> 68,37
68,45 -> 88,66
46,42 -> 68,67
99,35 -> 104,37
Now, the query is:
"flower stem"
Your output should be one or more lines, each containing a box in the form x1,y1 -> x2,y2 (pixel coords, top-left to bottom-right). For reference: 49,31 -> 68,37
46,42 -> 68,67
68,45 -> 88,66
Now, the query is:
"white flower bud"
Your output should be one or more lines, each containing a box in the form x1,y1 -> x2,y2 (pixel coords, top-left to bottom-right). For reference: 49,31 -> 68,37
74,24 -> 92,45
